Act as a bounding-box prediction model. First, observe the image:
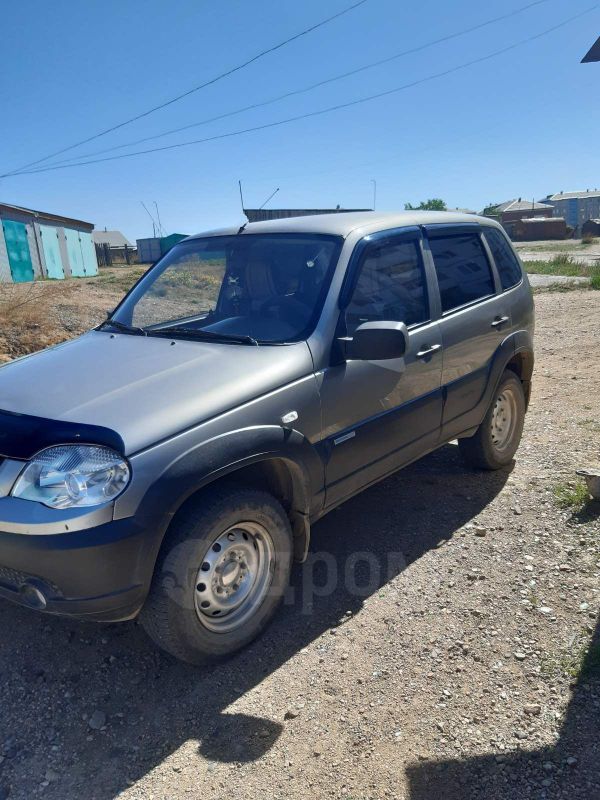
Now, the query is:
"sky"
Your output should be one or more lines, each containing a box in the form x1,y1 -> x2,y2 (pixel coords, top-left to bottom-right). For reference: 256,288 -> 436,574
1,0 -> 598,240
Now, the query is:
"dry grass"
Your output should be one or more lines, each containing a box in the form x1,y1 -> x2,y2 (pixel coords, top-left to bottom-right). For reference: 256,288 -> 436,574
0,266 -> 145,362
0,281 -> 74,362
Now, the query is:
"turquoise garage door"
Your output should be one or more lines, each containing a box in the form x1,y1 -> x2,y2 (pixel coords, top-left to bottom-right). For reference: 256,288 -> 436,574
39,225 -> 65,279
79,231 -> 98,276
64,228 -> 86,277
64,228 -> 98,277
2,220 -> 34,283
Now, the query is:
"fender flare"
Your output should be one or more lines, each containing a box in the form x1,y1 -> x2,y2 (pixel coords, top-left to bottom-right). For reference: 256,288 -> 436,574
485,333 -> 534,416
449,333 -> 534,440
129,425 -> 323,585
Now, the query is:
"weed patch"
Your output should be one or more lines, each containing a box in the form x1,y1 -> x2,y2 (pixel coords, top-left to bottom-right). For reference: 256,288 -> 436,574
541,636 -> 600,682
554,480 -> 590,510
526,255 -> 600,280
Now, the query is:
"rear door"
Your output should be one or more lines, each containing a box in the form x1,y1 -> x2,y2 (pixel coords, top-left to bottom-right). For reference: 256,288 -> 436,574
2,220 -> 34,283
424,224 -> 510,435
320,227 -> 443,507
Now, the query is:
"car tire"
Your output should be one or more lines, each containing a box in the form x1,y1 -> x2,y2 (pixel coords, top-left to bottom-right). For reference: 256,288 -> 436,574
140,487 -> 293,665
458,370 -> 526,470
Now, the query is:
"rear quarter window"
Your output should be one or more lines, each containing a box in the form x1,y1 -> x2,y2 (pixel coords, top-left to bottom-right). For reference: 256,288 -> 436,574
484,228 -> 523,291
428,232 -> 495,313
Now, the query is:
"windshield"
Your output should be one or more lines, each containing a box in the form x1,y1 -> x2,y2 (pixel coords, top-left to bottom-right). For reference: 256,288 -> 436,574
110,233 -> 342,344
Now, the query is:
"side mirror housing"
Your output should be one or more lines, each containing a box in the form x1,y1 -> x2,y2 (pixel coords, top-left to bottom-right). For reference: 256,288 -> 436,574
342,320 -> 408,361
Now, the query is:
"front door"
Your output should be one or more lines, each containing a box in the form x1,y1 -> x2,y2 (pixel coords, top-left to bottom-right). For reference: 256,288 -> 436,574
2,220 -> 34,283
424,224 -> 511,435
320,228 -> 443,508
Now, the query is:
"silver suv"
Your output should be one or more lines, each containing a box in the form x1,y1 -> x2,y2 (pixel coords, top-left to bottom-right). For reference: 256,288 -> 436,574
0,211 -> 534,664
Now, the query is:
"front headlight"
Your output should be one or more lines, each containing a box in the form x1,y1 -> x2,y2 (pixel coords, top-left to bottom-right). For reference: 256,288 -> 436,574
11,445 -> 130,509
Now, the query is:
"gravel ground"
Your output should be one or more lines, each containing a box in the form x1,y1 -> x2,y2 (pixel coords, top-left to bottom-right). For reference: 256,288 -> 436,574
0,288 -> 598,800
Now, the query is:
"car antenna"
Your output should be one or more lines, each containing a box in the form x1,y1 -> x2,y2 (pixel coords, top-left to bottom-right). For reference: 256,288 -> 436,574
237,180 -> 249,233
237,186 -> 279,234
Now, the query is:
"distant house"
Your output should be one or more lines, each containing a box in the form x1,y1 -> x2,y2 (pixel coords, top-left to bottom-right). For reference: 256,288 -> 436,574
243,208 -> 372,223
92,230 -> 134,249
493,199 -> 554,223
542,191 -> 600,234
503,216 -> 567,242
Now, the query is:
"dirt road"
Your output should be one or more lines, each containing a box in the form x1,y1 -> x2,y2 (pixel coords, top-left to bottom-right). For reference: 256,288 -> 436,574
0,289 -> 598,800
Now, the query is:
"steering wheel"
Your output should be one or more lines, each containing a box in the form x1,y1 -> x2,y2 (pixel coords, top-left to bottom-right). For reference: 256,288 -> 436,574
260,296 -> 308,329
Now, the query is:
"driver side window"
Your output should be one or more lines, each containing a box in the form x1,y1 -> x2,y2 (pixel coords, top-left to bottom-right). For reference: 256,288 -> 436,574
344,237 -> 429,336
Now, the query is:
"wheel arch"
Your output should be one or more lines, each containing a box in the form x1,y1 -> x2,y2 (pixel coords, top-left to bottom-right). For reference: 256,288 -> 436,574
445,333 -> 534,441
128,426 -> 322,591
155,454 -> 314,568
185,455 -> 314,563
505,346 -> 534,407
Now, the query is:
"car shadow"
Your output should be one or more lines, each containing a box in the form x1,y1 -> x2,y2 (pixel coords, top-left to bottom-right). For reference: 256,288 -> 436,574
570,499 -> 600,526
0,443 -> 510,799
405,614 -> 600,800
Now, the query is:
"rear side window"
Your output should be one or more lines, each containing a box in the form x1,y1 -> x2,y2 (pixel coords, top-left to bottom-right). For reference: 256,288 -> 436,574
484,228 -> 523,290
344,238 -> 428,334
429,233 -> 495,313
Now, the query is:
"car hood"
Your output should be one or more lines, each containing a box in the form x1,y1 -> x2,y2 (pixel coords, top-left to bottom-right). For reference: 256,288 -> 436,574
0,331 -> 314,455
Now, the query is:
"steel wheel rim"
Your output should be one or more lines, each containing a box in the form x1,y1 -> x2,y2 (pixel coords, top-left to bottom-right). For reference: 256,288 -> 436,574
194,522 -> 275,633
490,387 -> 517,452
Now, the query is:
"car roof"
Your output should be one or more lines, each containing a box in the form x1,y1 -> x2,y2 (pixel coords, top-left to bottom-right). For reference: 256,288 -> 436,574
186,210 -> 498,240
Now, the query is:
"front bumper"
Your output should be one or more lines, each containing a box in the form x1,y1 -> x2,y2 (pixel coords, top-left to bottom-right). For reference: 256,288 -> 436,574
0,497 -> 154,621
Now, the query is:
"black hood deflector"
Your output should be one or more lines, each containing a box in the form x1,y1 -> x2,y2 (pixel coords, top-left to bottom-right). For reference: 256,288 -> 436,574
0,409 -> 125,460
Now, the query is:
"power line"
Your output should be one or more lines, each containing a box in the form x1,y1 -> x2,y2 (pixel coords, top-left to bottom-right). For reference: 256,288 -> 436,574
34,0 -> 553,169
6,4 -> 596,179
1,0 -> 369,177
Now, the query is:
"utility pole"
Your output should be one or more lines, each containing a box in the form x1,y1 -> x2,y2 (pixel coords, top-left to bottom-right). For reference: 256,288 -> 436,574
371,179 -> 377,210
154,201 -> 164,237
140,201 -> 157,237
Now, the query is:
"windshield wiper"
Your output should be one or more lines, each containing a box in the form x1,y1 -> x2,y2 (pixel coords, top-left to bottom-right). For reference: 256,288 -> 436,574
148,326 -> 258,346
99,317 -> 147,336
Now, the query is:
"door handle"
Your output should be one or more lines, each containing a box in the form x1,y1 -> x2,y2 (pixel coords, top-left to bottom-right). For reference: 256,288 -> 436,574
416,343 -> 442,359
491,315 -> 509,328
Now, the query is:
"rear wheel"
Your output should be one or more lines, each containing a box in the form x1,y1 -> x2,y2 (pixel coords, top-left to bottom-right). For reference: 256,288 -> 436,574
140,487 -> 293,665
459,370 -> 526,470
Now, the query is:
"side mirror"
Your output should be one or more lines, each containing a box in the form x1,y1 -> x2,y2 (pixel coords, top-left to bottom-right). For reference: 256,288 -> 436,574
341,321 -> 408,361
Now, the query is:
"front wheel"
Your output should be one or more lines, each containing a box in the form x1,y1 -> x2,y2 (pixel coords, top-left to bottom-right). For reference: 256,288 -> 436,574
459,370 -> 526,470
140,488 -> 293,665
